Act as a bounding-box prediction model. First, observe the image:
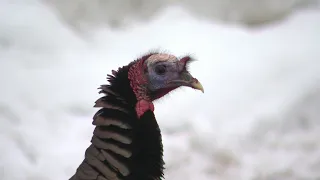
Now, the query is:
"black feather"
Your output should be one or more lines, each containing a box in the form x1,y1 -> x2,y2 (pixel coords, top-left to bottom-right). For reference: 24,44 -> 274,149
70,61 -> 165,180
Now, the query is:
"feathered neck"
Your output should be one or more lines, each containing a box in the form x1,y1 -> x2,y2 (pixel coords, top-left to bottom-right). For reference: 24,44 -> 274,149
105,63 -> 138,106
106,52 -> 155,104
91,62 -> 165,180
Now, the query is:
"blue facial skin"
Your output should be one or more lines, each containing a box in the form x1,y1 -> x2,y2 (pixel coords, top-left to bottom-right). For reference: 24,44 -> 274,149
146,61 -> 182,91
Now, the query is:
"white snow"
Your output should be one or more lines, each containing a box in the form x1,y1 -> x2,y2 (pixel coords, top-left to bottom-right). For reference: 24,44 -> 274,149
45,0 -> 320,29
1,1 -> 320,180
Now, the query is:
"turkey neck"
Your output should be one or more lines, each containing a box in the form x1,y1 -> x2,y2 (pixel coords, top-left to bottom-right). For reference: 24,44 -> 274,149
69,64 -> 164,180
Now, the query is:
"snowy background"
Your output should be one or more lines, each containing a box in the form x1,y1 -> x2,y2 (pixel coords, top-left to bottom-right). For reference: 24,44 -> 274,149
1,0 -> 320,180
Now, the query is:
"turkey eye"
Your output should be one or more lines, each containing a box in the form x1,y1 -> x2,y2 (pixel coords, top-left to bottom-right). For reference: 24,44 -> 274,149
155,65 -> 167,75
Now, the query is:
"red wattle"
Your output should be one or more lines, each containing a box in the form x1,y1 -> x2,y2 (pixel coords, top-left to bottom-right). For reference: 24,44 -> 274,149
135,99 -> 154,118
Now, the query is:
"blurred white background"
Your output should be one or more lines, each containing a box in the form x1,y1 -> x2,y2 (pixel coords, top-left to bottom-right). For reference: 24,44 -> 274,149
1,0 -> 320,179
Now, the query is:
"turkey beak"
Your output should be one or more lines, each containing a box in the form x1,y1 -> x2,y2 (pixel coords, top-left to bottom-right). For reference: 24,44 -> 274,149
191,79 -> 204,93
183,71 -> 204,93
170,72 -> 204,93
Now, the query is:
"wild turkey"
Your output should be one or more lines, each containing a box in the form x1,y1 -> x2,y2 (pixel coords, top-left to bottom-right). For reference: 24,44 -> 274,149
69,52 -> 204,180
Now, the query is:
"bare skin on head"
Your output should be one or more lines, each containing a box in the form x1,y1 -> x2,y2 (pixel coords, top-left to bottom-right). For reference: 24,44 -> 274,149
146,54 -> 177,64
128,53 -> 204,118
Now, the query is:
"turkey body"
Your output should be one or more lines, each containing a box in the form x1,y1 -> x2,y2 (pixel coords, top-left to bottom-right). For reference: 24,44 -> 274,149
69,52 -> 204,180
69,64 -> 164,180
